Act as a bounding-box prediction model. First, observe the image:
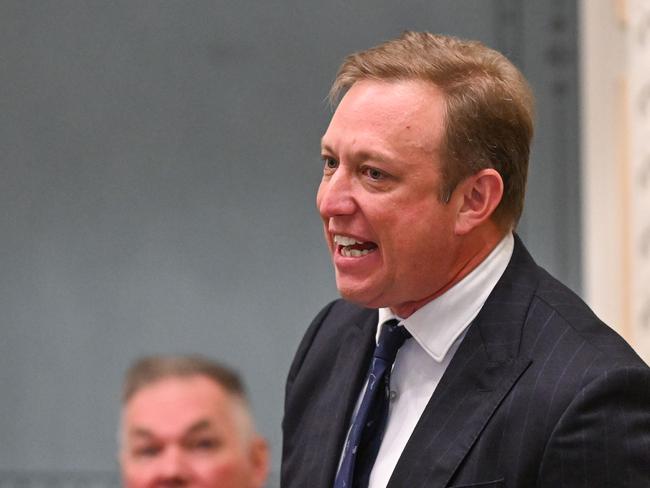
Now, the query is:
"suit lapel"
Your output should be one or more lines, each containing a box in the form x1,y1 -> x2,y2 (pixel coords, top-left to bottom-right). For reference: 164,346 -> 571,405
317,307 -> 379,485
388,236 -> 538,487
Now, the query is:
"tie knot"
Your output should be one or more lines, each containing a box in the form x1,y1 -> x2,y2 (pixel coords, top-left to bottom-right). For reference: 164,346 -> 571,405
374,319 -> 411,363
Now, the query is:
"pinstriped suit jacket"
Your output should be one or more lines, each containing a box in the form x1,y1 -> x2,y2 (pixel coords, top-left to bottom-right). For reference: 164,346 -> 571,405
281,237 -> 650,487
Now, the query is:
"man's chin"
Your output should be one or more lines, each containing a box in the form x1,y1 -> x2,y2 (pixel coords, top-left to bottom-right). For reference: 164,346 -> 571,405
336,281 -> 384,309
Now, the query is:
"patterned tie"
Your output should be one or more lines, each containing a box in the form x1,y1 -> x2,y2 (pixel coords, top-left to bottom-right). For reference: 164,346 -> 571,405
334,319 -> 411,488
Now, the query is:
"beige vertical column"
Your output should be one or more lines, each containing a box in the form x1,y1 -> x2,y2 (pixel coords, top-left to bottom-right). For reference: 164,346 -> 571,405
626,0 -> 650,362
580,0 -> 650,363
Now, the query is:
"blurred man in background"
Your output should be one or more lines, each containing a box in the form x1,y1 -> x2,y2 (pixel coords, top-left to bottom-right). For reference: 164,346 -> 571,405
120,355 -> 268,488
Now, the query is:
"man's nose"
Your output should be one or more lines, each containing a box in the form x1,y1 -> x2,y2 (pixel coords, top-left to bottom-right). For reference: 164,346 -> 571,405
157,447 -> 191,483
317,169 -> 357,218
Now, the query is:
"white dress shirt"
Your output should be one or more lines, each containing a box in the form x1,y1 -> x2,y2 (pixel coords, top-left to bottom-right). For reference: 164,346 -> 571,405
364,233 -> 515,488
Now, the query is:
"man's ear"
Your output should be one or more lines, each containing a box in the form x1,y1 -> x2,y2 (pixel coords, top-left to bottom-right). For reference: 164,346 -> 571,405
249,436 -> 270,488
453,168 -> 504,235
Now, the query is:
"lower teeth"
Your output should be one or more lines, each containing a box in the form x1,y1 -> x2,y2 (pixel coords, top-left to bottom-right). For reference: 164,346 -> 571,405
342,247 -> 371,257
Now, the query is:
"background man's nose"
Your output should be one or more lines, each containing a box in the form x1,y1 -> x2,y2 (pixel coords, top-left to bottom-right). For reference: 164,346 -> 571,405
157,447 -> 191,483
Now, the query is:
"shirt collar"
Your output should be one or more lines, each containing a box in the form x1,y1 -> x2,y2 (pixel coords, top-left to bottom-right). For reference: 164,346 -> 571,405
377,233 -> 514,362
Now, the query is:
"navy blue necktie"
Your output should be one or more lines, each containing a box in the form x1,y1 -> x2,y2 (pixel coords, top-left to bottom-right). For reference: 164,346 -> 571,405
334,319 -> 411,488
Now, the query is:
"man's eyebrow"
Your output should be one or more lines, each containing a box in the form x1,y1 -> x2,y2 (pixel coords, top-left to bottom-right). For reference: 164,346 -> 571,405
320,139 -> 332,152
320,141 -> 392,164
128,428 -> 155,439
185,419 -> 213,436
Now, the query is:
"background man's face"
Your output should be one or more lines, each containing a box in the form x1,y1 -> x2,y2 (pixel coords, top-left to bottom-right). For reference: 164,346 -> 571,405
317,80 -> 463,316
120,375 -> 267,488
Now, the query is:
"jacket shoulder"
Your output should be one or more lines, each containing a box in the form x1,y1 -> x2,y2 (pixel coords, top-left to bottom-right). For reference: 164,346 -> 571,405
286,299 -> 373,386
529,266 -> 646,368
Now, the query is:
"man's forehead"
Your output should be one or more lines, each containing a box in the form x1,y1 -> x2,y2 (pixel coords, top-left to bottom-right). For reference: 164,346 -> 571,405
125,418 -> 214,440
321,82 -> 445,162
335,79 -> 443,113
324,80 -> 444,136
124,376 -> 230,421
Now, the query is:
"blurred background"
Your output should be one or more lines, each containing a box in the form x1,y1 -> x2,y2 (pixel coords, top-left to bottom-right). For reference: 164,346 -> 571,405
1,1 -> 648,486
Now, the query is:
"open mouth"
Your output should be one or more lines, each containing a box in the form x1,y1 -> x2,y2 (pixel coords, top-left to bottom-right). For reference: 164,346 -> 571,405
333,234 -> 378,257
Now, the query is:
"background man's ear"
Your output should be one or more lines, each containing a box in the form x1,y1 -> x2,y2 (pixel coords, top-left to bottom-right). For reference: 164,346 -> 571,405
250,436 -> 270,488
453,168 -> 504,235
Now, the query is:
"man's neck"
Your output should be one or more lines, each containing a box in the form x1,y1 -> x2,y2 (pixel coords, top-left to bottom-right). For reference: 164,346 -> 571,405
390,228 -> 508,318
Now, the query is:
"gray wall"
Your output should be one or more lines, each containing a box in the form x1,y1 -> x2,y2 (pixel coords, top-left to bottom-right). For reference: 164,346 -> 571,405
0,1 -> 579,484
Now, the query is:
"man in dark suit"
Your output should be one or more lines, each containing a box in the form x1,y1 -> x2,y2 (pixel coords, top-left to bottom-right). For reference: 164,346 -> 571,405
281,31 -> 650,487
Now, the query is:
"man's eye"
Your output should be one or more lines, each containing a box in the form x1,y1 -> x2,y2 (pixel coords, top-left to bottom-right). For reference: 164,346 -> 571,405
189,438 -> 220,451
323,157 -> 338,170
133,445 -> 161,458
363,167 -> 384,180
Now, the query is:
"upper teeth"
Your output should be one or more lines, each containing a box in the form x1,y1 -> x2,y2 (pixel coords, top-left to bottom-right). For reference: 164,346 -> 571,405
334,235 -> 363,246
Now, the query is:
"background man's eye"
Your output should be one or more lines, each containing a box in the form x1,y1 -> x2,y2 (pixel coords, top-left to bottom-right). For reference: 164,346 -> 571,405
134,446 -> 160,458
367,168 -> 383,180
190,438 -> 220,451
